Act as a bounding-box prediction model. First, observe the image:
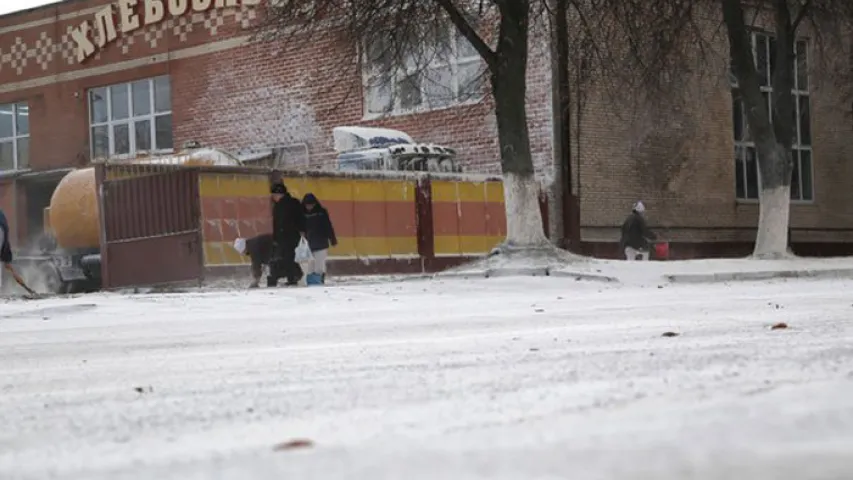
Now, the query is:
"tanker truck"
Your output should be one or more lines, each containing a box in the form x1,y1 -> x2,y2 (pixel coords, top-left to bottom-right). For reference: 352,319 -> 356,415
25,147 -> 244,294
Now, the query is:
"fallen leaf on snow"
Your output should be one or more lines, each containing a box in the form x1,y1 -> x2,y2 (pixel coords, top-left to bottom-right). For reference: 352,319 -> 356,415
771,322 -> 789,330
661,332 -> 680,338
273,439 -> 314,451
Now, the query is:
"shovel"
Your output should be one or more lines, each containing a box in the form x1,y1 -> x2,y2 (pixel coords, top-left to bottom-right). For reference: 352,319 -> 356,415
4,263 -> 39,298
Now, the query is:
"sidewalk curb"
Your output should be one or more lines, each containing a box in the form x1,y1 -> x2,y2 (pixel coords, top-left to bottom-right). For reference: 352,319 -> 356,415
436,267 -> 618,283
664,268 -> 853,284
549,270 -> 619,283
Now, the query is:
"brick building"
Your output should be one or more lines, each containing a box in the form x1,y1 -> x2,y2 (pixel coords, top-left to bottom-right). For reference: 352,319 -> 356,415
0,0 -> 851,257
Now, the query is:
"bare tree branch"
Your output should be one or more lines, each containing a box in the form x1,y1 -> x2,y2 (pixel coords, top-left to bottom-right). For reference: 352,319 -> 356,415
434,0 -> 497,69
792,0 -> 812,30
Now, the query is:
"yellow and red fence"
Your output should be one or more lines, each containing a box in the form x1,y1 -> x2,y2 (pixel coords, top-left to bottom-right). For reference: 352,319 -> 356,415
197,169 -> 517,275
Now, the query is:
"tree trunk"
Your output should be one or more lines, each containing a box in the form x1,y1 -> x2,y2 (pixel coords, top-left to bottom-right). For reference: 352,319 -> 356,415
548,0 -> 571,248
493,76 -> 548,248
722,0 -> 793,258
491,0 -> 548,248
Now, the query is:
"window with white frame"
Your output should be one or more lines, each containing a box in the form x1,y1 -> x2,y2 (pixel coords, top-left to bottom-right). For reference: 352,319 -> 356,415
0,102 -> 29,172
89,75 -> 173,160
364,26 -> 486,115
731,33 -> 812,201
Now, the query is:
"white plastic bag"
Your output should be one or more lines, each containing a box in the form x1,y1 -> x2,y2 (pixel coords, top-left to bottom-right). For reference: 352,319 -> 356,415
294,237 -> 313,263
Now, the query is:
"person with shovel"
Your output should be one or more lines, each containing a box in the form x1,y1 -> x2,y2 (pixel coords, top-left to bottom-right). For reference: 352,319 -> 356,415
0,208 -> 37,296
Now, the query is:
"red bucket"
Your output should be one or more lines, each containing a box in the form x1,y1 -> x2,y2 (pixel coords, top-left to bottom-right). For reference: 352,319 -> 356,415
654,242 -> 670,260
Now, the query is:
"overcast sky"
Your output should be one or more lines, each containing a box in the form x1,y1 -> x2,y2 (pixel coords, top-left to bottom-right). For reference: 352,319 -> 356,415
0,0 -> 57,16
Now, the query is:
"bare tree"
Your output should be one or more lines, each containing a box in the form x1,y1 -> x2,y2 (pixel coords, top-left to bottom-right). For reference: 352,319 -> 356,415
257,0 -> 570,255
568,0 -> 853,258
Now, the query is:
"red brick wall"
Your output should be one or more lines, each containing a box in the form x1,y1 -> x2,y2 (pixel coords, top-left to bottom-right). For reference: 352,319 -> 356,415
0,1 -> 553,175
2,1 -> 851,251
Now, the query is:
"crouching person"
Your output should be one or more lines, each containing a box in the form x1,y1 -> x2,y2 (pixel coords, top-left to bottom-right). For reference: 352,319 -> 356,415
233,234 -> 274,289
619,201 -> 656,261
302,193 -> 337,285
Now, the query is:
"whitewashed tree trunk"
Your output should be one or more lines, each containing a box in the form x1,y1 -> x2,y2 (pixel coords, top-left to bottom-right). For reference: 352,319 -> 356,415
753,185 -> 791,258
503,172 -> 549,247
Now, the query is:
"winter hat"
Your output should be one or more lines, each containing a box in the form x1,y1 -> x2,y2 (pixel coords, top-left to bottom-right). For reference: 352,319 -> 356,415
271,183 -> 287,195
633,201 -> 645,213
233,237 -> 247,255
302,193 -> 318,205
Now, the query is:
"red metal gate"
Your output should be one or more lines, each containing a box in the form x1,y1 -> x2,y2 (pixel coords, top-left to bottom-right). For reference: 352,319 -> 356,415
96,164 -> 203,290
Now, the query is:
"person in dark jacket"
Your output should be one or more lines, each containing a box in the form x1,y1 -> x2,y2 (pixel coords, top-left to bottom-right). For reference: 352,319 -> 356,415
0,209 -> 12,290
302,193 -> 337,284
270,182 -> 306,286
233,233 -> 274,289
619,201 -> 656,261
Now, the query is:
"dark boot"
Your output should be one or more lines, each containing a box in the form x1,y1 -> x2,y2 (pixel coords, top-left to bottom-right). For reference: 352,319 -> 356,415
266,276 -> 278,288
321,273 -> 326,284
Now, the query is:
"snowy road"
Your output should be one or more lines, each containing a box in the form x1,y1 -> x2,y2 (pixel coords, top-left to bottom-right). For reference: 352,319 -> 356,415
2,276 -> 853,479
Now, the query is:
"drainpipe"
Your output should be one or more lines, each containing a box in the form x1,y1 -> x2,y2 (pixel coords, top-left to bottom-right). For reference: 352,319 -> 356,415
549,0 -> 576,250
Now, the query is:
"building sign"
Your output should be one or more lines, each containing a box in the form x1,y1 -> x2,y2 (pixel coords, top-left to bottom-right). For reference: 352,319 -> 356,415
70,0 -> 261,63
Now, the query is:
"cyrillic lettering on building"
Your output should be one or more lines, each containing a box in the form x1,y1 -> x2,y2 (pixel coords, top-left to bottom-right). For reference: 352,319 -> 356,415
72,0 -> 259,63
117,0 -> 140,34
167,0 -> 189,16
71,21 -> 96,63
191,0 -> 213,12
94,6 -> 119,48
144,0 -> 166,26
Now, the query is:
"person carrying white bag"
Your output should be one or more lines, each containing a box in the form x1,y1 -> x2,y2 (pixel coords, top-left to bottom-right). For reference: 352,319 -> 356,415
300,193 -> 338,285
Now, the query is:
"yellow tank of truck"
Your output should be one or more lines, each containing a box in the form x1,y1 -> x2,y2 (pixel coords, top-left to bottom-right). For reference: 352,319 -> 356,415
46,148 -> 244,250
49,167 -> 99,250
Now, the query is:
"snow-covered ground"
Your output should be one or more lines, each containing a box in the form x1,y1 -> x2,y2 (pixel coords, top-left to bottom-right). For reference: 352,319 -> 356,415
2,274 -> 853,479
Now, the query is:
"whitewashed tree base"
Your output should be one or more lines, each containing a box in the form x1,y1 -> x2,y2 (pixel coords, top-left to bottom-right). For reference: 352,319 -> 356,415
502,172 -> 550,248
753,185 -> 795,259
437,242 -> 591,279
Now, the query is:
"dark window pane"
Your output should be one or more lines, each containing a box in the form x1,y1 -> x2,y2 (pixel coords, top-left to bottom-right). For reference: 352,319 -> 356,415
456,28 -> 477,59
457,61 -> 484,102
799,95 -> 811,146
756,34 -> 769,87
132,80 -> 151,116
746,147 -> 759,199
732,90 -> 744,141
790,150 -> 801,200
15,103 -> 28,135
90,87 -> 108,123
16,137 -> 28,169
796,40 -> 808,91
0,104 -> 13,138
399,73 -> 422,110
0,141 -> 13,171
91,125 -> 108,159
113,123 -> 130,155
155,115 -> 173,150
800,149 -> 813,201
735,147 -> 746,199
135,119 -> 151,151
154,76 -> 171,113
365,37 -> 392,73
424,65 -> 453,107
366,74 -> 393,114
763,91 -> 772,121
768,36 -> 777,85
110,84 -> 129,120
